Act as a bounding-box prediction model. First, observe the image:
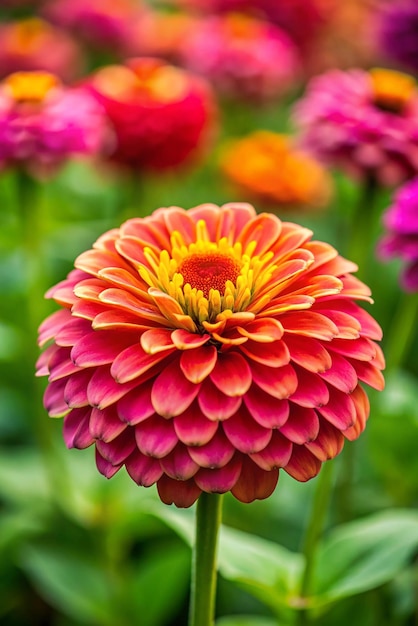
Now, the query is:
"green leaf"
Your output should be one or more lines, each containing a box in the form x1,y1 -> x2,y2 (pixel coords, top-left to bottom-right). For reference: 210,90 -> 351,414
312,510 -> 418,605
216,616 -> 281,626
19,544 -> 117,625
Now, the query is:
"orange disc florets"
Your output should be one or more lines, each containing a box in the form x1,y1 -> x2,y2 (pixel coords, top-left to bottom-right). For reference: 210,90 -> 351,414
179,253 -> 241,297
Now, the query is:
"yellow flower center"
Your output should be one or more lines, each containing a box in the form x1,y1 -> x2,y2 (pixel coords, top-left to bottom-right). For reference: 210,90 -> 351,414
7,18 -> 47,54
4,71 -> 60,103
178,253 -> 241,298
370,68 -> 416,113
225,13 -> 261,39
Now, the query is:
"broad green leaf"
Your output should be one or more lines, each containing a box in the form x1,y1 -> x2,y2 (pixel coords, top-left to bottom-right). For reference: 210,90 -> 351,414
312,510 -> 418,605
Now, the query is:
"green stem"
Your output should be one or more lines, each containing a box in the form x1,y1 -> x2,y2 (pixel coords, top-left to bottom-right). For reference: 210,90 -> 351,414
189,493 -> 223,626
347,175 -> 379,281
298,461 -> 335,624
384,291 -> 418,370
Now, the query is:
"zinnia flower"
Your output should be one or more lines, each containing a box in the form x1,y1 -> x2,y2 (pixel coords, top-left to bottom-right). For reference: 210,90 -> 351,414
0,70 -> 110,177
37,202 -> 385,508
220,131 -> 333,210
0,18 -> 83,82
293,67 -> 418,187
378,177 -> 418,291
375,0 -> 418,76
178,12 -> 301,103
87,57 -> 217,171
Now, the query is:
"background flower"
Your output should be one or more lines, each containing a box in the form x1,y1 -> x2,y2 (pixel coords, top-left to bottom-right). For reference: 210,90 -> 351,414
37,203 -> 384,508
375,0 -> 418,76
293,67 -> 418,186
378,177 -> 418,291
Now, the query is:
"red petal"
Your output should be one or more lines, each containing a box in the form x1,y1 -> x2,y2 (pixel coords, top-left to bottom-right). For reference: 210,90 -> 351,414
237,318 -> 284,342
319,351 -> 358,393
111,344 -> 175,384
286,334 -> 332,373
63,408 -> 93,449
44,379 -> 68,416
231,457 -> 279,503
281,311 -> 339,340
95,428 -> 136,465
117,380 -> 155,425
140,328 -> 175,354
329,337 -> 377,361
251,363 -> 298,399
311,309 -> 361,339
210,351 -> 252,396
198,378 -> 242,420
222,406 -> 272,454
318,387 -> 356,430
238,212 -> 282,255
160,444 -> 199,480
135,415 -> 178,458
180,345 -> 217,383
89,406 -> 127,442
289,366 -> 330,408
240,339 -> 290,367
344,384 -> 370,441
157,475 -> 201,508
244,385 -> 289,428
250,431 -> 292,470
38,309 -> 73,346
284,446 -> 322,481
174,403 -> 218,446
195,455 -> 242,493
87,366 -> 138,409
95,448 -> 122,478
151,360 -> 201,418
71,331 -> 135,367
64,370 -> 91,408
171,329 -> 211,350
306,419 -> 345,461
125,449 -> 163,486
348,359 -> 385,391
188,428 -> 235,468
280,405 -> 320,444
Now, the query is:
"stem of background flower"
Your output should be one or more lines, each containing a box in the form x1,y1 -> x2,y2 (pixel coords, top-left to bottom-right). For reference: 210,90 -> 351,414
384,291 -> 418,370
346,175 -> 379,281
119,169 -> 146,222
189,492 -> 223,626
297,461 -> 335,625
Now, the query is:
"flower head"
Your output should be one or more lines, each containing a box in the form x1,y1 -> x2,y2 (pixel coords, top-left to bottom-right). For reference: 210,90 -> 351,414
37,203 -> 385,508
87,57 -> 217,171
0,70 -> 110,177
375,0 -> 418,75
378,177 -> 418,291
293,68 -> 418,187
0,18 -> 83,82
220,131 -> 333,210
178,12 -> 301,103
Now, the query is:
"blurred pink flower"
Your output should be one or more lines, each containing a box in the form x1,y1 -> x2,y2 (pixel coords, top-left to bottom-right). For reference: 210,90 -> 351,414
0,71 -> 111,178
293,68 -> 418,186
0,18 -> 83,82
37,203 -> 384,508
178,12 -> 301,104
87,57 -> 217,172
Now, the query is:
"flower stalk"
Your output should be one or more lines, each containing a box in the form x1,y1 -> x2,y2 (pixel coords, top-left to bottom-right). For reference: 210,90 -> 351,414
189,493 -> 223,626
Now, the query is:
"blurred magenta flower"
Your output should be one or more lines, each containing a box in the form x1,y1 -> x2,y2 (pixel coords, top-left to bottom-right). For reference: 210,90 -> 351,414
0,70 -> 110,178
375,0 -> 418,76
43,0 -> 145,56
220,130 -> 333,210
178,12 -> 301,104
0,18 -> 83,82
378,177 -> 418,291
87,58 -> 217,171
37,203 -> 384,508
293,67 -> 418,186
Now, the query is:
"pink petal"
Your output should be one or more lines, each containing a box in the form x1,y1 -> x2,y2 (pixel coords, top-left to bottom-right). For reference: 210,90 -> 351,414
237,318 -> 284,342
188,428 -> 235,468
151,360 -> 201,417
157,475 -> 201,508
71,331 -> 135,367
305,419 -> 345,461
318,387 -> 356,430
180,345 -> 218,383
89,406 -> 127,442
160,444 -> 199,480
284,445 -> 322,481
280,405 -> 320,444
44,379 -> 69,416
140,328 -> 175,354
250,432 -> 293,470
348,359 -> 385,391
238,212 -> 282,256
312,309 -> 361,339
344,384 -> 370,441
240,339 -> 290,367
231,457 -> 279,503
174,403 -> 218,446
210,351 -> 252,397
244,385 -> 289,428
111,344 -> 175,384
48,351 -> 81,382
38,309 -> 73,346
329,337 -> 377,361
125,449 -> 163,486
281,311 -> 339,340
63,408 -> 94,449
163,206 -> 196,243
285,334 -> 332,373
171,329 -> 211,350
95,428 -> 136,465
251,363 -> 298,399
222,405 -> 272,454
289,366 -> 330,408
64,370 -> 92,408
135,415 -> 178,458
319,351 -> 358,393
198,378 -> 242,421
194,455 -> 242,493
87,366 -> 138,409
95,448 -> 122,478
117,380 -> 155,425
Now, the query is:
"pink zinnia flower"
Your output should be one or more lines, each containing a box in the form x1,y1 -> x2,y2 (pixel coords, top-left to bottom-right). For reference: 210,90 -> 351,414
293,68 -> 418,187
0,18 -> 83,82
87,58 -> 217,172
378,177 -> 418,291
0,71 -> 111,177
178,12 -> 301,103
37,203 -> 384,508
